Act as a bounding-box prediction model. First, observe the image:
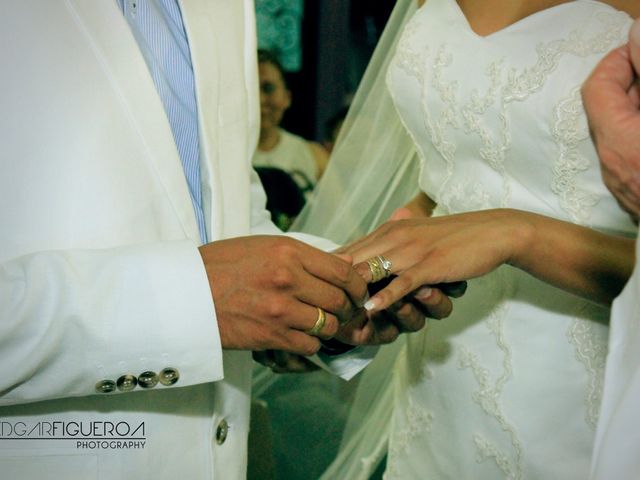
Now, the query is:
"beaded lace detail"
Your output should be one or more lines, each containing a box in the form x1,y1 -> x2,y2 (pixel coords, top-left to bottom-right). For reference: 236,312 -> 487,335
458,294 -> 523,480
378,2 -> 632,478
567,307 -> 608,429
391,9 -> 630,215
551,86 -> 599,224
385,395 -> 434,479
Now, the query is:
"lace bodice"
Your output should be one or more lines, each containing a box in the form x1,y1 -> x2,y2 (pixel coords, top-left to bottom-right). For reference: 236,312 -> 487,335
374,3 -> 637,479
388,0 -> 635,235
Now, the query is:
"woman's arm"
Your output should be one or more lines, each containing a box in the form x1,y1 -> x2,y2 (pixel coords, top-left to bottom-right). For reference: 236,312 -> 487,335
343,209 -> 635,310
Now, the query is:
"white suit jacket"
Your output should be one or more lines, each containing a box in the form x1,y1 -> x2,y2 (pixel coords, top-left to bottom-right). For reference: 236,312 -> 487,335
0,1 -> 324,478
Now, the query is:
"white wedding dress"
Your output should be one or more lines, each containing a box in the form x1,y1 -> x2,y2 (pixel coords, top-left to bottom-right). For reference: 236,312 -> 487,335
375,1 -> 636,478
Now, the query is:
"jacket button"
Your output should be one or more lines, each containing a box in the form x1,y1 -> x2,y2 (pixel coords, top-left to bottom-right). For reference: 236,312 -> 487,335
138,371 -> 159,389
95,379 -> 116,394
159,367 -> 180,386
215,419 -> 229,445
116,374 -> 138,392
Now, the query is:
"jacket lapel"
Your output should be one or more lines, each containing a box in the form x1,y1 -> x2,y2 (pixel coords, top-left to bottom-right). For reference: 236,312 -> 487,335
178,0 -> 225,240
67,0 -> 202,243
180,0 -> 258,239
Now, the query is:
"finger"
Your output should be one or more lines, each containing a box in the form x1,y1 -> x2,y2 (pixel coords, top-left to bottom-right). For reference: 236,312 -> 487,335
280,330 -> 321,357
436,281 -> 468,298
364,268 -> 424,312
298,306 -> 339,341
338,313 -> 396,345
354,258 -> 397,285
369,311 -> 401,344
333,252 -> 353,264
299,249 -> 368,309
412,287 -> 453,320
386,301 -> 426,332
333,309 -> 369,345
354,260 -> 375,283
294,279 -> 362,326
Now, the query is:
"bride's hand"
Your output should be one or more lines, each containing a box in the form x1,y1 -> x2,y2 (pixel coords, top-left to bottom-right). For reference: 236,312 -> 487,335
344,209 -> 532,312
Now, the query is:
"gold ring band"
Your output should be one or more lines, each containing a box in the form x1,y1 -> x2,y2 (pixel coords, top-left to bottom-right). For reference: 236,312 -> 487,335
366,255 -> 392,283
306,307 -> 327,336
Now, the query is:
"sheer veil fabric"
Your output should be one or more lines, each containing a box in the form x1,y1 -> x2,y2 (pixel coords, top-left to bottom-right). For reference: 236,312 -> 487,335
292,0 -> 638,478
291,0 -> 419,244
292,1 -> 420,478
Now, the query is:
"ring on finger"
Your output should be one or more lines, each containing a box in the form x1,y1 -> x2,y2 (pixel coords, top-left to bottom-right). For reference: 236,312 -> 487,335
366,255 -> 392,283
306,307 -> 327,336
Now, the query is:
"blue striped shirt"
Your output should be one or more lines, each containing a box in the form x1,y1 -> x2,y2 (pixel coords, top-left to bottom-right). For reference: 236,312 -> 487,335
117,0 -> 207,242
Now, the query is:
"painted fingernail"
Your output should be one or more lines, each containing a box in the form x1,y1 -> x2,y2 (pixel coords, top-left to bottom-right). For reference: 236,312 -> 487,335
415,287 -> 433,300
364,298 -> 379,311
360,292 -> 370,308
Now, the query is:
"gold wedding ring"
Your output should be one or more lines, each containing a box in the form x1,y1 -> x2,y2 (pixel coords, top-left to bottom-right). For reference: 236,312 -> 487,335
306,307 -> 327,336
366,255 -> 393,283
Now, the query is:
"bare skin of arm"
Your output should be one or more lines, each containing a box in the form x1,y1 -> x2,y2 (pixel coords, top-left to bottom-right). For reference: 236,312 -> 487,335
346,209 -> 634,311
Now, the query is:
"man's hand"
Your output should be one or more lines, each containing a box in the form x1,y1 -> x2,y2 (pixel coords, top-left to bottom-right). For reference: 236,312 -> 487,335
199,235 -> 368,356
582,19 -> 640,220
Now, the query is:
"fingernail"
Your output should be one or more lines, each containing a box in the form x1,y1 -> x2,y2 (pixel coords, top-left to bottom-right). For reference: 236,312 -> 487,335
415,287 -> 433,300
364,298 -> 379,311
361,292 -> 370,308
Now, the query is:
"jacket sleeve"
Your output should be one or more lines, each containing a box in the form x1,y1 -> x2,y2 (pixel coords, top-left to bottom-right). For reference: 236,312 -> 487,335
0,240 -> 223,406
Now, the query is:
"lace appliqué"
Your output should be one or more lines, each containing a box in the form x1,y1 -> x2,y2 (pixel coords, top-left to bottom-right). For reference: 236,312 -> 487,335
458,300 -> 524,480
551,87 -> 599,224
392,9 -> 630,215
567,310 -> 608,429
393,16 -> 426,83
385,395 -> 434,480
504,12 -> 629,102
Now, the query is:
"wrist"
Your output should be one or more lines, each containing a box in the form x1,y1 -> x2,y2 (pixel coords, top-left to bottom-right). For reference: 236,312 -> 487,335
501,209 -> 537,269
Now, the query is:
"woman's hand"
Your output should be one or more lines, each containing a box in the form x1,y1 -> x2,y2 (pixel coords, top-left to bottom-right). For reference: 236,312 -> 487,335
342,209 -> 533,311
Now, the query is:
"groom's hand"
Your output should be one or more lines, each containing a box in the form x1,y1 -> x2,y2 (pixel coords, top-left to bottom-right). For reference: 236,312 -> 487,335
199,236 -> 368,355
332,283 -> 458,346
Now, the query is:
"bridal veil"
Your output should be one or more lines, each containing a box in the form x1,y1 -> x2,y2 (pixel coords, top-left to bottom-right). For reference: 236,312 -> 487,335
292,0 -> 422,477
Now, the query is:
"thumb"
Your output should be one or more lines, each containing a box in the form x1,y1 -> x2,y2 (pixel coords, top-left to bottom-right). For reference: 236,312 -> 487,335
629,18 -> 640,75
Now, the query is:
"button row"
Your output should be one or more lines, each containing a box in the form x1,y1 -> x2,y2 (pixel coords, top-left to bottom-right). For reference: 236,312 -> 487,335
95,367 -> 179,394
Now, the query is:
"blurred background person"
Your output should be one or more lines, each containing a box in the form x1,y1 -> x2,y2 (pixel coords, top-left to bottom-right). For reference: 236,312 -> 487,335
253,49 -> 329,198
